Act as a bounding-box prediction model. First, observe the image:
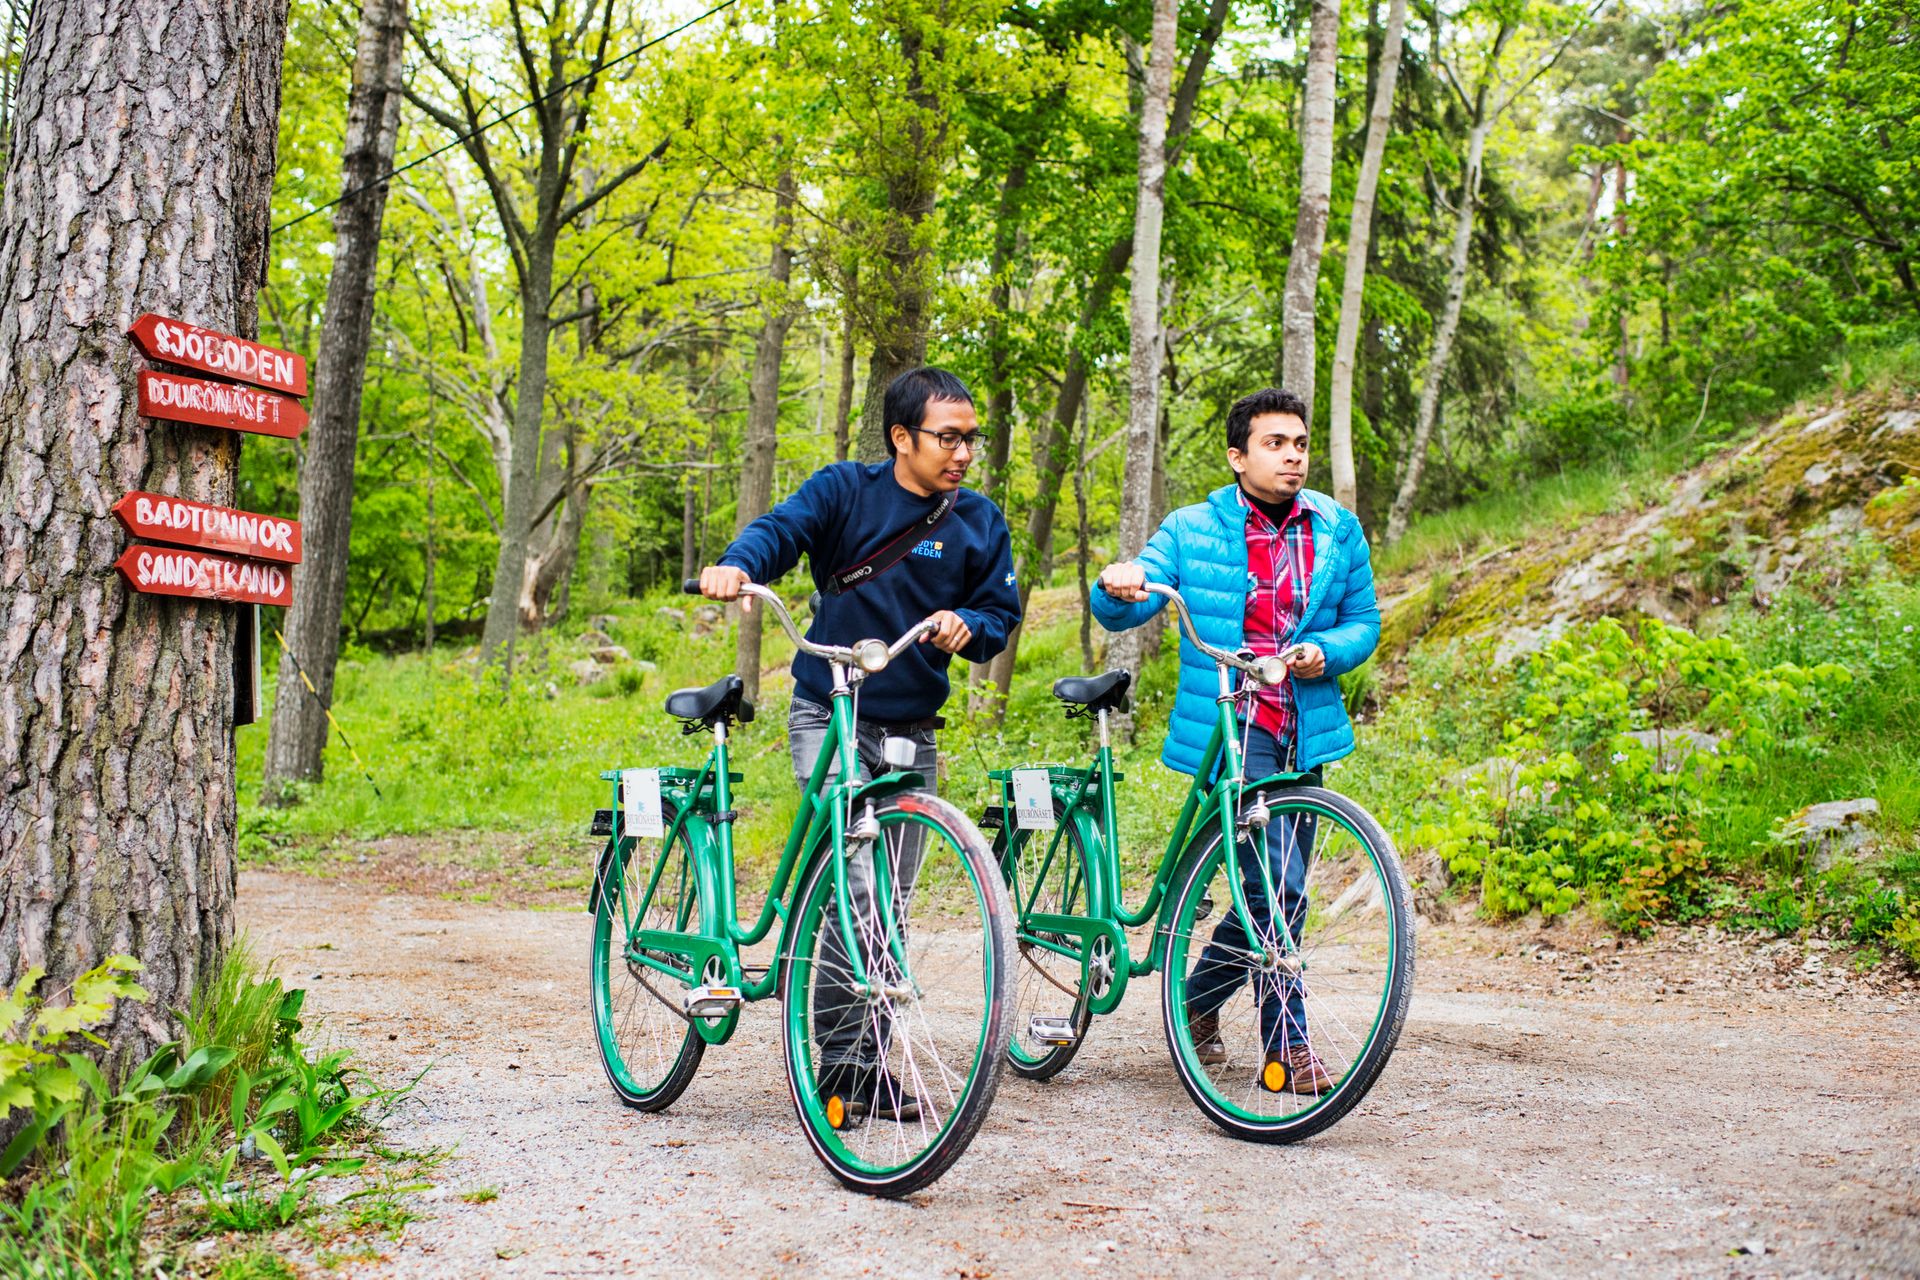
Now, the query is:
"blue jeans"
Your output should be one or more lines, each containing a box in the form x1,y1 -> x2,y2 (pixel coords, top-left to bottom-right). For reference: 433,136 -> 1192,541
788,696 -> 939,1073
1185,726 -> 1319,1052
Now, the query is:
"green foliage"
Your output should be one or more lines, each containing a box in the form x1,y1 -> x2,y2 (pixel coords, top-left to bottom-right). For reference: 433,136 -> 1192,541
0,947 -> 412,1276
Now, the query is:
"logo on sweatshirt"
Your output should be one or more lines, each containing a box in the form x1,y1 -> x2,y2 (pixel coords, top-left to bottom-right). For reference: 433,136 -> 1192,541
911,539 -> 944,560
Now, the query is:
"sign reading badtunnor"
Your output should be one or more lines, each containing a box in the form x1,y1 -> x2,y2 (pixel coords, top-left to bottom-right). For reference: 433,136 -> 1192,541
128,313 -> 308,397
114,544 -> 295,608
113,492 -> 302,565
137,370 -> 309,439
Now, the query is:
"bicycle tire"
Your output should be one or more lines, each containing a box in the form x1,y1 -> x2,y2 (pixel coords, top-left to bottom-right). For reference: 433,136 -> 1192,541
780,792 -> 1013,1196
1160,786 -> 1413,1143
590,826 -> 706,1112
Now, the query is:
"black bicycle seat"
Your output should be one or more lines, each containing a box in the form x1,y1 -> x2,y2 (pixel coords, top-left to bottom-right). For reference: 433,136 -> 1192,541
664,675 -> 755,726
1051,670 -> 1132,714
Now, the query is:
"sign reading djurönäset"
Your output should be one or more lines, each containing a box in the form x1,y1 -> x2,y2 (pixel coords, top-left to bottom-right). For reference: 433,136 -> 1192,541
137,370 -> 309,439
115,545 -> 295,608
112,492 -> 302,565
128,314 -> 309,397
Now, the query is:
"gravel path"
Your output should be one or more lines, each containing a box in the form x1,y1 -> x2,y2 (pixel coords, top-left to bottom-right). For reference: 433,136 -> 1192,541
243,870 -> 1919,1278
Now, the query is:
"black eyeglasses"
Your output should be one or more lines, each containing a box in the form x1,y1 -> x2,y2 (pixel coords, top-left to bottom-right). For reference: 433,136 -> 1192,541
904,427 -> 990,452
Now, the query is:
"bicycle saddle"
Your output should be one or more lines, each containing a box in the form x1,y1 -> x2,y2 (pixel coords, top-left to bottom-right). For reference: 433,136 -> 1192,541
1051,670 -> 1132,713
664,674 -> 755,726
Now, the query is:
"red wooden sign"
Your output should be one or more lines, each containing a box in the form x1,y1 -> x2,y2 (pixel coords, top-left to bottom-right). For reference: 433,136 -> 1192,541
137,370 -> 309,439
112,492 -> 302,565
115,545 -> 294,608
128,314 -> 308,397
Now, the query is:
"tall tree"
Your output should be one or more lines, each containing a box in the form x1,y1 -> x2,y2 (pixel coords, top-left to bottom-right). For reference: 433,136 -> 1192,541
850,17 -> 949,461
1104,0 -> 1179,724
1327,0 -> 1407,511
983,0 -> 1233,711
1386,8 -> 1591,543
407,0 -> 673,675
263,0 -> 409,801
735,171 -> 798,703
0,0 -> 289,1059
1278,0 -> 1343,414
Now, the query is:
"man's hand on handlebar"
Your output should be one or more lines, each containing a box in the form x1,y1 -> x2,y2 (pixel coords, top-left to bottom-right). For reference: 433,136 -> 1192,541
1286,642 -> 1327,679
921,610 -> 973,654
697,565 -> 753,612
1097,562 -> 1151,603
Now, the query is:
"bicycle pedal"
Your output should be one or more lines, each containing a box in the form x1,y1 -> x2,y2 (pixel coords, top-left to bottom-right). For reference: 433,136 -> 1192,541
1194,894 -> 1215,921
1027,1015 -> 1078,1046
682,984 -> 742,1019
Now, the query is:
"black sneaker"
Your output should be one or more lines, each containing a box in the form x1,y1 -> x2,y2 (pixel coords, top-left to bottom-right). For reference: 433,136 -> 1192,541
863,1070 -> 922,1123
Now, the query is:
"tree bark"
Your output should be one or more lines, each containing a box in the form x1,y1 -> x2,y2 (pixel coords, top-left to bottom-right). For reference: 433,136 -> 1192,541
1328,0 -> 1405,511
854,26 -> 942,463
0,0 -> 289,1060
834,307 -> 856,464
263,0 -> 407,800
1385,120 -> 1487,544
734,171 -> 797,704
1279,0 -> 1343,415
1104,0 -> 1178,733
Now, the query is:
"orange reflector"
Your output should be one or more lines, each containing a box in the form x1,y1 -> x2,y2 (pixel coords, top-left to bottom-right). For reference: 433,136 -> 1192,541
826,1094 -> 846,1129
1262,1060 -> 1288,1093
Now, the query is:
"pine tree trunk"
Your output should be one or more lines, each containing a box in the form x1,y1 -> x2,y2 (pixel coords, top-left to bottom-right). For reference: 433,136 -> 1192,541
1104,0 -> 1178,737
263,0 -> 407,799
735,171 -> 796,704
1385,120 -> 1487,544
854,26 -> 940,463
1278,0 -> 1342,414
1328,0 -> 1405,511
0,0 -> 289,1060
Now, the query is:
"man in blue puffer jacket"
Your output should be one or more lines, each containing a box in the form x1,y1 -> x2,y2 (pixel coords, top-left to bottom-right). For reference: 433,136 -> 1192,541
1091,386 -> 1380,1096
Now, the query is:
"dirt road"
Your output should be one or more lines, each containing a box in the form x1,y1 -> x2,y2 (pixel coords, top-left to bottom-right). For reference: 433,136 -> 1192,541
243,870 -> 1919,1278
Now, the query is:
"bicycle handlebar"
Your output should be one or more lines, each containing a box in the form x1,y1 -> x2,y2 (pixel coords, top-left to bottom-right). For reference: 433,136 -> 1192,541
1141,582 -> 1295,687
682,577 -> 939,674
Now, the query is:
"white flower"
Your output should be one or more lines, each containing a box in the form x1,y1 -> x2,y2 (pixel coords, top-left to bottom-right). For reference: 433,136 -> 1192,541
1610,751 -> 1628,764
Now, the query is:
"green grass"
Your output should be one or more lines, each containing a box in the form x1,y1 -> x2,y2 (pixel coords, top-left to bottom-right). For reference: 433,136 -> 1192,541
1374,444 -> 1687,582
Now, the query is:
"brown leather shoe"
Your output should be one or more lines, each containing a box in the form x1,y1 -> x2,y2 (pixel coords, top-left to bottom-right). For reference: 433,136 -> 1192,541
1262,1045 -> 1336,1095
1187,1011 -> 1227,1065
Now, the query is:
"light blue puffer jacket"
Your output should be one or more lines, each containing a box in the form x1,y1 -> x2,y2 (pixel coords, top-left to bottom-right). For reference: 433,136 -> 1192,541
1089,485 -> 1382,776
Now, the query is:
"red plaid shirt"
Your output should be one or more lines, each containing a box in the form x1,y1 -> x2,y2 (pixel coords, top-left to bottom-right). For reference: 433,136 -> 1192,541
1241,489 -> 1315,742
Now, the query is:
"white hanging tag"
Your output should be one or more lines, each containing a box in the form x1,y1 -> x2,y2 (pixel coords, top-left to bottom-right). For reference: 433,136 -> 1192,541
1012,768 -> 1056,831
622,767 -> 664,838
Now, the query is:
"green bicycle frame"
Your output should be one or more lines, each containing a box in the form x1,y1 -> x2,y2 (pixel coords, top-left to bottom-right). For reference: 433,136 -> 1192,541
994,667 -> 1311,1013
594,667 -> 926,1044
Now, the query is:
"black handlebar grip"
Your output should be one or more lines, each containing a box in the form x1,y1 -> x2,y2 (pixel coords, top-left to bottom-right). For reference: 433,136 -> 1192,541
682,578 -> 702,595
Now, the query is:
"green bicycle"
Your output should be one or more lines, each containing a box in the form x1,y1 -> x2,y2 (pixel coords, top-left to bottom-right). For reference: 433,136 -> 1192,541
588,581 -> 1014,1196
984,583 -> 1413,1142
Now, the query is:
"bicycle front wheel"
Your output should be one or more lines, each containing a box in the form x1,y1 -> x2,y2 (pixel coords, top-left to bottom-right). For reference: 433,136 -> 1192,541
1161,786 -> 1413,1142
782,792 -> 1013,1196
590,825 -> 706,1112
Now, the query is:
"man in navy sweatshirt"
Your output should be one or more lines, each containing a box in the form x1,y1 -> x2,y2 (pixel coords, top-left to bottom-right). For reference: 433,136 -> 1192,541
696,366 -> 1020,1124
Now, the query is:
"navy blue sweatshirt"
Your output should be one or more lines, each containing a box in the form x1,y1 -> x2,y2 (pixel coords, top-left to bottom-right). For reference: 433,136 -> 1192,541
718,461 -> 1021,722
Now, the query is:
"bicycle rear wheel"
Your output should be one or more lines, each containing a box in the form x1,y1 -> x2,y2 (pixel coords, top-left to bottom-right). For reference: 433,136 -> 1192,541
782,792 -> 1012,1196
590,826 -> 706,1111
1161,786 -> 1413,1142
1000,819 -> 1095,1080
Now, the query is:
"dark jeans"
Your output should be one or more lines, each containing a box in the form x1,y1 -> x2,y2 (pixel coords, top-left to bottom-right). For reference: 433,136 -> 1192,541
787,696 -> 939,1073
1185,726 -> 1321,1053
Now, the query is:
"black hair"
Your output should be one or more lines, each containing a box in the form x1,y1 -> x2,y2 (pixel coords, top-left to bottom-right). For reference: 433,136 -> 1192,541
884,366 -> 975,457
1225,387 -> 1309,453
